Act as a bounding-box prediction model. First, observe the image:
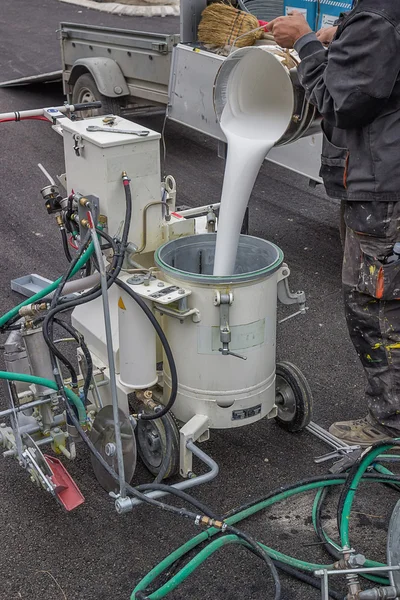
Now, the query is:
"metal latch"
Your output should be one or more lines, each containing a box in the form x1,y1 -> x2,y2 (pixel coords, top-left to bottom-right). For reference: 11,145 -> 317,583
214,291 -> 247,361
151,42 -> 168,54
73,134 -> 84,157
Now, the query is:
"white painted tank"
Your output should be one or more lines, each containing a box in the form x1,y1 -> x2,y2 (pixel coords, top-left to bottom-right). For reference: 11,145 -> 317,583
118,288 -> 158,390
155,234 -> 284,429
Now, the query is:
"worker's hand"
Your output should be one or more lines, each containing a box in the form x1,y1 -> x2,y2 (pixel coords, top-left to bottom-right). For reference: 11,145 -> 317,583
316,25 -> 338,45
266,11 -> 312,49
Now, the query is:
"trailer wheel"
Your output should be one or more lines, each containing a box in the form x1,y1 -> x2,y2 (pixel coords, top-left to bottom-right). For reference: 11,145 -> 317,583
275,361 -> 313,432
71,73 -> 123,117
136,411 -> 180,479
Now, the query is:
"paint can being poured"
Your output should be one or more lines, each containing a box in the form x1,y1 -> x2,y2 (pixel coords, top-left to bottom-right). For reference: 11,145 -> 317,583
213,46 -> 300,277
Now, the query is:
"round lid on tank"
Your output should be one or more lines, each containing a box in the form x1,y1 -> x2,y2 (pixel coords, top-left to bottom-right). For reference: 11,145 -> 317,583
155,234 -> 284,284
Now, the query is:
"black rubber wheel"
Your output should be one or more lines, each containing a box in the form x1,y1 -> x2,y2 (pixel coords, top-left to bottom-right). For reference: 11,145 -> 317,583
136,411 -> 180,479
275,361 -> 313,432
71,73 -> 123,118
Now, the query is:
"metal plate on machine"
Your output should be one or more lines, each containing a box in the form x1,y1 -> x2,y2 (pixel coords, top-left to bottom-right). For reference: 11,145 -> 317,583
232,405 -> 262,421
121,275 -> 191,305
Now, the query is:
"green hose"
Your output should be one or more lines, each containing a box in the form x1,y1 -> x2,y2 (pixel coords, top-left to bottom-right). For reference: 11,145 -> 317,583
0,242 -> 94,329
133,473 -> 400,599
339,444 -> 397,549
0,371 -> 86,424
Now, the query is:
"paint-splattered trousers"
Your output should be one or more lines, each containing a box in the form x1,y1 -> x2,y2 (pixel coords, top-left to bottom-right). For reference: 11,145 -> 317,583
343,201 -> 400,432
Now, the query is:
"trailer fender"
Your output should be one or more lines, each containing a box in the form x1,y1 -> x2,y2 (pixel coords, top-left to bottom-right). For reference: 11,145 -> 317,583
69,58 -> 129,98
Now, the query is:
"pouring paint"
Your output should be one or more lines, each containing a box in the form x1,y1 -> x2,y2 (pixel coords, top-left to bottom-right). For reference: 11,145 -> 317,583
213,47 -> 295,276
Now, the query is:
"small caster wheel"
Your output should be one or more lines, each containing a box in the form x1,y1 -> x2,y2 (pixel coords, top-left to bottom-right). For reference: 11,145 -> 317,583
136,411 -> 180,479
275,361 -> 313,432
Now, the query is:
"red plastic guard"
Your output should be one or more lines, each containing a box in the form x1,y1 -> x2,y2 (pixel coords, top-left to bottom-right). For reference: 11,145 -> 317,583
44,455 -> 85,511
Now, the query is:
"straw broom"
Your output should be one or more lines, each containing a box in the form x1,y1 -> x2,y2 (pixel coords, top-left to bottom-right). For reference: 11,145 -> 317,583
198,2 -> 268,49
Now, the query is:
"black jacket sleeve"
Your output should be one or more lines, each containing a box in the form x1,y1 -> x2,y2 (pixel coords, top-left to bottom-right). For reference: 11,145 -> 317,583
296,12 -> 400,129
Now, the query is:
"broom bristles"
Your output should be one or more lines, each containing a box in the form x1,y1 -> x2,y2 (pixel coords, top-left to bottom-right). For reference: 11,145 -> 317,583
198,3 -> 262,49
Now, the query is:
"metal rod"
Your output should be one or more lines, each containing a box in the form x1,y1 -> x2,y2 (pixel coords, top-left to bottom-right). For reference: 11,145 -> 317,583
307,421 -> 348,450
90,224 -> 126,499
315,566 -> 400,577
175,203 -> 221,218
0,102 -> 100,121
322,571 -> 329,600
124,440 -> 219,509
0,397 -> 52,419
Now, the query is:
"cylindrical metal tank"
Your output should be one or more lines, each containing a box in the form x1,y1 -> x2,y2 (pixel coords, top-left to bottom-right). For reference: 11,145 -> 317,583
22,328 -> 56,397
155,234 -> 284,429
118,287 -> 158,389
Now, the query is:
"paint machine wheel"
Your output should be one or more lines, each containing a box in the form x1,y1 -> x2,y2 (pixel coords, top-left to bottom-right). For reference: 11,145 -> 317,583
90,405 -> 137,493
275,361 -> 313,432
136,411 -> 180,479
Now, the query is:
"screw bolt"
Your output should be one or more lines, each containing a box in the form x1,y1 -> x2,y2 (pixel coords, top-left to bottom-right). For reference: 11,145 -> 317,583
105,443 -> 116,457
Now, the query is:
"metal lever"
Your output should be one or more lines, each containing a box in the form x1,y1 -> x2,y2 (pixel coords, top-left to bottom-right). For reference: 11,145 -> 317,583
219,348 -> 247,360
314,446 -> 361,464
215,291 -> 247,361
38,163 -> 56,186
86,125 -> 150,137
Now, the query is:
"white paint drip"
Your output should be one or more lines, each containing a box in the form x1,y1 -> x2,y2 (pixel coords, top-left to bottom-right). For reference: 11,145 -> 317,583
213,48 -> 295,276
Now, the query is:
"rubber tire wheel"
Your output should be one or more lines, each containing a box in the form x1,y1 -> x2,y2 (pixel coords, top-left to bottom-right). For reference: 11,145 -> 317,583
71,73 -> 123,117
136,411 -> 180,479
275,361 -> 313,433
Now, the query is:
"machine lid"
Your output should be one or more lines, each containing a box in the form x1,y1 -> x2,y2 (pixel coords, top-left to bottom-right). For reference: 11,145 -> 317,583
61,115 -> 161,148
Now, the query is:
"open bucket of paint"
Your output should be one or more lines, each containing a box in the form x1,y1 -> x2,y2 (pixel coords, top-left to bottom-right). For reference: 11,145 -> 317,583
214,45 -> 318,146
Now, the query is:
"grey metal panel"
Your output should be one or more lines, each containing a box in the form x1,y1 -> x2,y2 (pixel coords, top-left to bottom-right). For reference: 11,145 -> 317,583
238,0 -> 285,21
180,0 -> 207,44
168,44 -> 226,140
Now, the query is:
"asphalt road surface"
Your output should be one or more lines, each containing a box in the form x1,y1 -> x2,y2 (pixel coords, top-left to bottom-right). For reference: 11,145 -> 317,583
0,3 -> 398,600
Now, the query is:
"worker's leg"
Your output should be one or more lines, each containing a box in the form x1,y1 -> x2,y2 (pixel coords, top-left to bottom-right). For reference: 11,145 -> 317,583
330,201 -> 400,445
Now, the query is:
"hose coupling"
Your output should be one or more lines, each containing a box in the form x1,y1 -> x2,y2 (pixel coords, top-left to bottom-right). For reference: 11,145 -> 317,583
19,303 -> 48,318
357,587 -> 399,600
195,515 -> 227,531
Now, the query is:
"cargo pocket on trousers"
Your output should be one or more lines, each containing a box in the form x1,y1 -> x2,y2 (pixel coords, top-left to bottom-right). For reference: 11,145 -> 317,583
319,123 -> 348,199
357,254 -> 400,300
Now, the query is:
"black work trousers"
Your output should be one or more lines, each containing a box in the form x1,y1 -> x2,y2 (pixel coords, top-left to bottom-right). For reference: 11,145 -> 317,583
343,201 -> 400,432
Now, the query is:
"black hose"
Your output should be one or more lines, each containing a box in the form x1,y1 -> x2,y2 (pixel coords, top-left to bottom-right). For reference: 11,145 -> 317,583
134,482 -> 220,520
61,228 -> 72,263
273,560 -> 342,600
115,279 -> 178,422
314,487 -> 342,561
53,317 -> 93,403
226,524 -> 282,600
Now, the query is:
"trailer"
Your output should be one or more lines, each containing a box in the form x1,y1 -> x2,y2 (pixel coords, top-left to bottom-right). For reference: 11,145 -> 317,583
59,1 -> 323,182
0,0 -> 323,183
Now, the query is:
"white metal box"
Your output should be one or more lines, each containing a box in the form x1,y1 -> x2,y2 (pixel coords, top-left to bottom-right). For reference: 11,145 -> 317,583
62,116 -> 163,252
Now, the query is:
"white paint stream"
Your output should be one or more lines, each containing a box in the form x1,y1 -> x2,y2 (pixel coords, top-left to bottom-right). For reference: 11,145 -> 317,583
213,48 -> 295,276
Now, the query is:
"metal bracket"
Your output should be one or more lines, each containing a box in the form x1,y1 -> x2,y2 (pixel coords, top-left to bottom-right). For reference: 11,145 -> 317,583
214,291 -> 247,360
179,414 -> 210,477
73,134 -> 84,157
277,264 -> 307,324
